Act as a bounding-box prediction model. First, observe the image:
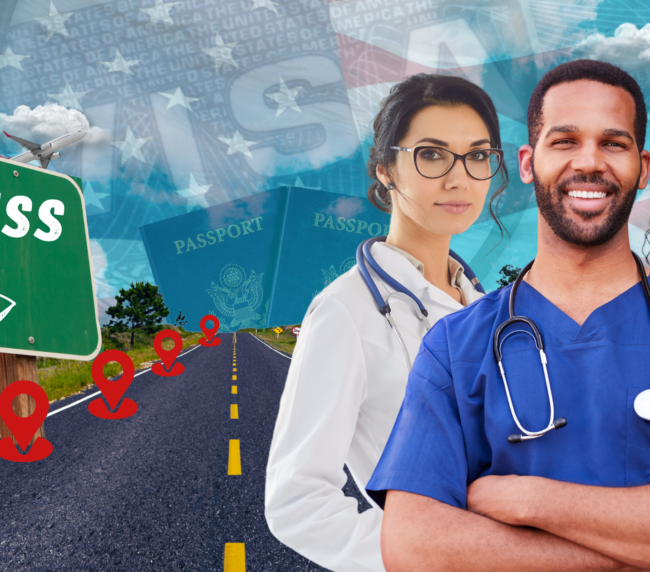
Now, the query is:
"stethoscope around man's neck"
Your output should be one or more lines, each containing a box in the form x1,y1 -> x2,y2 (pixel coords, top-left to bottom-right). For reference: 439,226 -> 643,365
494,251 -> 650,443
356,235 -> 485,370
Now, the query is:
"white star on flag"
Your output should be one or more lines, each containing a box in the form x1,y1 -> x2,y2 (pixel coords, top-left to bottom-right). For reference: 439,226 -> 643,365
250,0 -> 279,13
0,47 -> 29,71
35,1 -> 74,41
140,0 -> 181,25
48,82 -> 90,111
202,33 -> 238,73
266,77 -> 302,116
83,182 -> 110,211
111,126 -> 151,166
158,87 -> 200,111
100,49 -> 141,75
175,174 -> 212,210
218,131 -> 258,158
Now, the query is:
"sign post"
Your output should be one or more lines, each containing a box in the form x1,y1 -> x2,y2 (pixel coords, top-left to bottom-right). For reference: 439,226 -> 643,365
0,158 -> 100,445
0,353 -> 43,446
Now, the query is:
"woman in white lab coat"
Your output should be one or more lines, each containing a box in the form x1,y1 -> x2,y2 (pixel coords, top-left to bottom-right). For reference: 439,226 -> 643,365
265,74 -> 509,572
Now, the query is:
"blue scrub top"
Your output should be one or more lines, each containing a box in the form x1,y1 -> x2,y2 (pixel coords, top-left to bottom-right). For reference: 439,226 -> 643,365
366,279 -> 650,510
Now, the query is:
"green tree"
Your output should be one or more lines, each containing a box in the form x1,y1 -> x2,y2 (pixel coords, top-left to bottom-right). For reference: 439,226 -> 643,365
496,264 -> 522,289
106,281 -> 170,349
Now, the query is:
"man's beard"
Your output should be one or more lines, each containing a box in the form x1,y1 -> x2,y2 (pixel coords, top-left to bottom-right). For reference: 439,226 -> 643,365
532,161 -> 639,247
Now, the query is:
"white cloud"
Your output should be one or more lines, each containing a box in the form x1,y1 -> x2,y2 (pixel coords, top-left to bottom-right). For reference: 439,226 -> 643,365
207,191 -> 270,229
573,23 -> 650,67
128,181 -> 188,208
96,297 -> 117,326
323,196 -> 365,219
0,102 -> 110,145
90,238 -> 112,299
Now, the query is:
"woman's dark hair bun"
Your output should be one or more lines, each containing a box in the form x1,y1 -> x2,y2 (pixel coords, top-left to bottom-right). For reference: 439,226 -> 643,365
367,144 -> 392,213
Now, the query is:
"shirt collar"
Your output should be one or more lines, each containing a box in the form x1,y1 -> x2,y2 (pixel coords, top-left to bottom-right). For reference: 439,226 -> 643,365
381,242 -> 425,275
516,279 -> 646,343
375,241 -> 466,289
369,241 -> 431,295
448,256 -> 465,290
369,242 -> 477,307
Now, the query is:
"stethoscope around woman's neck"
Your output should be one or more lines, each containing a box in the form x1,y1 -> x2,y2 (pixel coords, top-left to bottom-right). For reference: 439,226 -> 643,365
356,236 -> 485,370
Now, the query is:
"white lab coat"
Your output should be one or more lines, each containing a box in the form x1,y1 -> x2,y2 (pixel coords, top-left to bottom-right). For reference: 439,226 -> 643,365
265,242 -> 484,572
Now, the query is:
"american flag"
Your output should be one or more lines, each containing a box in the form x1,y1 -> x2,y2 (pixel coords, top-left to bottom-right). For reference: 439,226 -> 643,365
0,0 -> 647,321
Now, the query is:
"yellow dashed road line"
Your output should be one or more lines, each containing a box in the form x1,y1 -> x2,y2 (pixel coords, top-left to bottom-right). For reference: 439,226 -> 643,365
224,337 -> 245,571
228,440 -> 241,475
224,542 -> 245,571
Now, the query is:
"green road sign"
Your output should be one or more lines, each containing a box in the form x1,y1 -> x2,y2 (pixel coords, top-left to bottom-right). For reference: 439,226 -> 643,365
0,158 -> 101,360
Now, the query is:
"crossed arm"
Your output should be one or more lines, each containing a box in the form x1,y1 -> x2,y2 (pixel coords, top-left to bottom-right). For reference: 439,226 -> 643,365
381,477 -> 650,572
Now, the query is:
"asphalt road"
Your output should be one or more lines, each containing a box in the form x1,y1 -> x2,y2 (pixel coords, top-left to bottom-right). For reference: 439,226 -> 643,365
0,332 -> 374,571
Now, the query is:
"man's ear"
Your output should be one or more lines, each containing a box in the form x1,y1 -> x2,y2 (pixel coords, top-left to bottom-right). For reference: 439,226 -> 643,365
518,144 -> 534,185
639,149 -> 650,190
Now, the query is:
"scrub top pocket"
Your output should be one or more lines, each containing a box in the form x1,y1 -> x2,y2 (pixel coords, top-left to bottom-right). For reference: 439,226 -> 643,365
626,387 -> 650,487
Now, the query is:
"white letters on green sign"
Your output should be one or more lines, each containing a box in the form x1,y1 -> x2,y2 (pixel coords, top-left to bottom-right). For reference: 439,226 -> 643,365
0,194 -> 65,242
35,200 -> 65,242
2,196 -> 32,238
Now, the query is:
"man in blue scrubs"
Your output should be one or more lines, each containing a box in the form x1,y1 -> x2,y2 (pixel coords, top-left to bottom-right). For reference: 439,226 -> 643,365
366,59 -> 650,571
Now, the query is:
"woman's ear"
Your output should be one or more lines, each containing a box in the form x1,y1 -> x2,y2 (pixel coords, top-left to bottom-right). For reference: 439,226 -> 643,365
376,163 -> 392,188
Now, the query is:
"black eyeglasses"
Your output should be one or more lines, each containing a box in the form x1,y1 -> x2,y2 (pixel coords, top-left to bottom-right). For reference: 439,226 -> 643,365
391,145 -> 504,181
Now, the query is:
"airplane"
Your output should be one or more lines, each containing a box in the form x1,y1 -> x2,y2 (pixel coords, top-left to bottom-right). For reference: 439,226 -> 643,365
1,130 -> 86,169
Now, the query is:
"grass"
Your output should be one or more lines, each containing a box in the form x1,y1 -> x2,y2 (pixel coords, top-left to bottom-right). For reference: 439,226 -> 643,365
239,325 -> 300,356
38,325 -> 205,403
37,324 -> 296,403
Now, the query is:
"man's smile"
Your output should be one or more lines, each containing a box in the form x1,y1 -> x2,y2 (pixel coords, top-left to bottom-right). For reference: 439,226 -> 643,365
560,182 -> 615,212
566,190 -> 608,199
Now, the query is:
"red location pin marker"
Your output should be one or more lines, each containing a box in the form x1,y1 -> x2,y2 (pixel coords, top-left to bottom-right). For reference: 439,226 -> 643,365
88,350 -> 138,419
0,380 -> 53,462
199,315 -> 221,347
152,329 -> 185,377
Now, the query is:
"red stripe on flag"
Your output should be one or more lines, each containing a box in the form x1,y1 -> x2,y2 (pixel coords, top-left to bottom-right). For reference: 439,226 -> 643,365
335,34 -> 473,89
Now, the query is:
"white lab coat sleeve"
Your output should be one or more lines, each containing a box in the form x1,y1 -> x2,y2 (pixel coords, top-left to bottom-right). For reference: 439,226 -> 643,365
265,293 -> 386,572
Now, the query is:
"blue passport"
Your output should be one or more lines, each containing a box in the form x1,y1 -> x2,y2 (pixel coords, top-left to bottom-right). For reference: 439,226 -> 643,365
266,187 -> 390,326
140,187 -> 390,332
140,189 -> 289,333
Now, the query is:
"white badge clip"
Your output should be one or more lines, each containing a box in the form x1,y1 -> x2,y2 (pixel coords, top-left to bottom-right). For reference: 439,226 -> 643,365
634,389 -> 650,420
